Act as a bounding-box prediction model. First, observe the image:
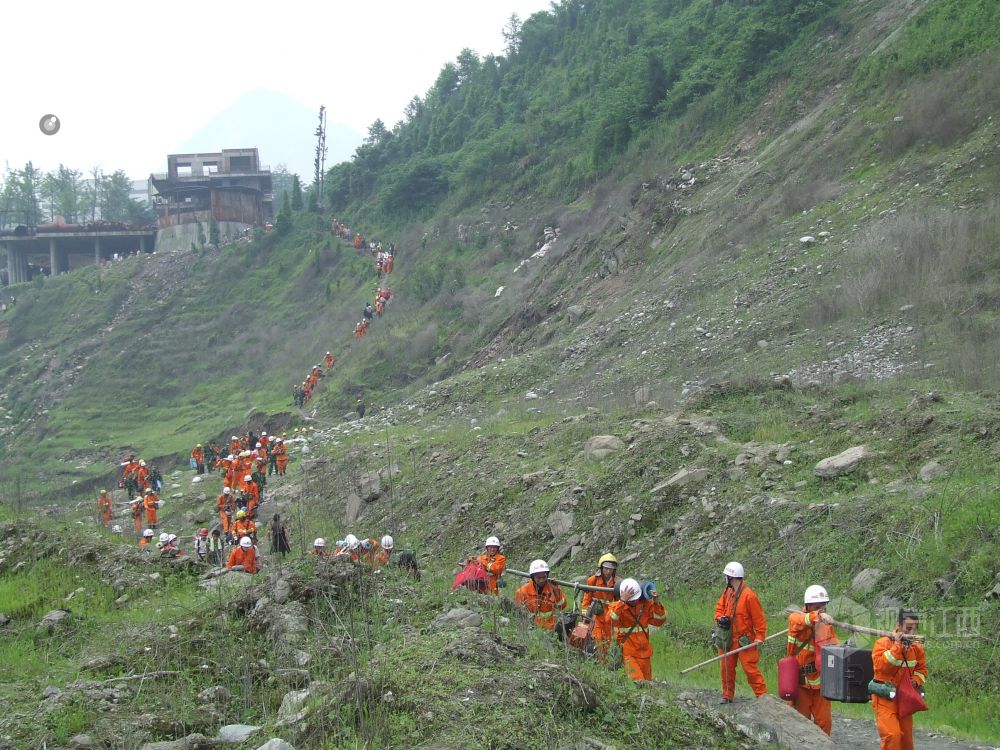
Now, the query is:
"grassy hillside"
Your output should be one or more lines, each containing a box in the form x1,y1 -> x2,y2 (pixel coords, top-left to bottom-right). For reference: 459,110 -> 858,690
0,1 -> 998,746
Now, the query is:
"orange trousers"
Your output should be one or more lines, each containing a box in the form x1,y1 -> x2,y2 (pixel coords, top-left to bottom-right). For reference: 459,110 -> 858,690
623,652 -> 652,682
219,511 -> 231,533
133,515 -> 142,534
873,695 -> 914,750
145,508 -> 157,526
790,688 -> 832,735
719,646 -> 767,700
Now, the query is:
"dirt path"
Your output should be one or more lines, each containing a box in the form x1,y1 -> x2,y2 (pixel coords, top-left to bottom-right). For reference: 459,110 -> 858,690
831,714 -> 994,750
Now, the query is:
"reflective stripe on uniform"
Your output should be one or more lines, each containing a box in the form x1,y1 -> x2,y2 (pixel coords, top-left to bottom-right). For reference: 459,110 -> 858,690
884,651 -> 918,668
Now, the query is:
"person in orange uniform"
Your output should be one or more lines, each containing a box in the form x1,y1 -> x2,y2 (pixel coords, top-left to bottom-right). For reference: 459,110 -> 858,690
135,460 -> 151,492
274,438 -> 289,476
514,559 -> 567,630
191,444 -> 205,474
309,538 -> 329,559
374,535 -> 394,566
871,610 -> 927,750
231,510 -> 256,544
582,553 -> 621,657
786,585 -> 840,734
240,474 -> 260,518
325,351 -> 335,368
335,534 -> 362,561
216,486 -> 234,533
226,536 -> 258,573
608,578 -> 667,682
479,536 -> 506,595
129,498 -> 143,534
143,488 -> 159,529
714,561 -> 767,703
139,528 -> 154,548
97,490 -> 113,527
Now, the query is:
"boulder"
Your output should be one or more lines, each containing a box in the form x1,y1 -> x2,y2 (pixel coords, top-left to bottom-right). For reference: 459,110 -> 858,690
357,471 -> 382,502
919,460 -> 948,483
566,305 -> 587,322
814,446 -> 869,479
549,534 -> 581,567
344,491 -> 363,526
431,608 -> 483,629
256,741 -> 296,750
726,693 -> 832,749
650,468 -> 709,494
198,570 -> 253,591
217,724 -> 261,743
583,435 -> 624,460
36,608 -> 71,636
547,510 -> 574,538
69,734 -> 95,748
277,688 -> 312,726
851,568 -> 883,594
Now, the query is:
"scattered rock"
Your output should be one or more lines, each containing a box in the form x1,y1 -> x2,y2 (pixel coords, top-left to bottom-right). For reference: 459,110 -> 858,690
432,608 -> 483,629
139,734 -> 217,750
256,741 -> 296,750
197,686 -> 231,704
583,435 -> 624,460
851,568 -> 883,594
69,734 -> 95,748
650,468 -> 709,494
547,510 -> 574,538
36,608 -> 71,636
549,534 -> 581,567
814,446 -> 869,478
217,724 -> 261,743
919,460 -> 948,483
566,305 -> 587,322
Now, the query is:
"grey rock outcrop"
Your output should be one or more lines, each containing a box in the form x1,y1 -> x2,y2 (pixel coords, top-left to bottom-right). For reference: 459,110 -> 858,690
583,435 -> 624,460
814,446 -> 869,478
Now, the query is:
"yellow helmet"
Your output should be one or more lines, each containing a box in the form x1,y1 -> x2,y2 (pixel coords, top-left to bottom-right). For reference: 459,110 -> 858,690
598,553 -> 619,569
236,510 -> 247,519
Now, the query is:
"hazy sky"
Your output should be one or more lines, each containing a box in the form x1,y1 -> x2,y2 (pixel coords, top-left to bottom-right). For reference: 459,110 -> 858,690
1,0 -> 553,179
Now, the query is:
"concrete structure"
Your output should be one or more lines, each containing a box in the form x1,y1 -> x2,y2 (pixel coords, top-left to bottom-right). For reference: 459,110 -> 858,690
1,225 -> 156,284
149,148 -> 272,229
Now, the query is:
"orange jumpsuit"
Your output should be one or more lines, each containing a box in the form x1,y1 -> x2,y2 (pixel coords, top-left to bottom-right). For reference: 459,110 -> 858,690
786,609 -> 839,734
97,493 -> 112,526
514,580 -> 567,630
143,493 -> 159,527
232,518 -> 256,541
325,353 -> 334,368
191,447 -> 204,470
374,548 -> 391,566
139,538 -> 150,549
130,501 -> 143,534
478,553 -> 506,595
582,573 -> 620,651
274,443 -> 288,475
714,582 -> 768,700
242,480 -> 260,518
871,637 -> 927,750
608,598 -> 667,681
216,492 -> 234,532
135,465 -> 150,490
226,545 -> 258,573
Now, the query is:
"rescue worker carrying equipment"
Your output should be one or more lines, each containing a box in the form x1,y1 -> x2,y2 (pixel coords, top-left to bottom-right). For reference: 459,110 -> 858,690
514,559 -> 567,630
479,536 -> 506,595
871,609 -> 927,750
581,553 -> 621,658
310,538 -> 328,558
783,584 -> 839,734
714,561 -> 768,704
375,534 -> 394,566
607,576 -> 667,682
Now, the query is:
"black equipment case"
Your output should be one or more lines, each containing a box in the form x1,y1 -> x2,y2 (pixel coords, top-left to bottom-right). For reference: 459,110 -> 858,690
820,645 -> 874,703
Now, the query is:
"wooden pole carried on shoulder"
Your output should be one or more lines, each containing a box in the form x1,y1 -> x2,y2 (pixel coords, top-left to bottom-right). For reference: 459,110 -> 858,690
679,629 -> 790,675
780,606 -> 926,643
506,568 -> 616,594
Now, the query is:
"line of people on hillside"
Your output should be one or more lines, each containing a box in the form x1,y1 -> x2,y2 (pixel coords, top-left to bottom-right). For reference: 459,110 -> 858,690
293,354 -> 337,407
457,537 -> 926,748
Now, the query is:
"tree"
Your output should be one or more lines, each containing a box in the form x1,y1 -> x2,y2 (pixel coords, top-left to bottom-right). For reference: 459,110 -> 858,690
291,175 -> 303,210
314,105 -> 327,203
42,165 -> 83,223
365,119 -> 390,147
99,170 -> 134,222
502,13 -> 522,55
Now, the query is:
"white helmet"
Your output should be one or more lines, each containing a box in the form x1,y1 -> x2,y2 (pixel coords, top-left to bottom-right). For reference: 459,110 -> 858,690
255,442 -> 262,448
167,534 -> 177,543
484,536 -> 501,548
158,532 -> 169,544
528,559 -> 550,575
344,533 -> 359,548
232,435 -> 238,440
619,577 -> 642,602
227,454 -> 234,460
804,585 -> 830,604
244,475 -> 252,482
381,535 -> 394,549
261,432 -> 267,436
314,538 -> 326,547
724,561 -> 745,578
143,529 -> 154,537
223,487 -> 231,494
239,536 -> 253,549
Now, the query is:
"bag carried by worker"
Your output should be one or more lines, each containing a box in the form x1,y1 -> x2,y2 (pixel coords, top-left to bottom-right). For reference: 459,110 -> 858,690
895,666 -> 928,719
710,585 -> 743,651
451,559 -> 488,592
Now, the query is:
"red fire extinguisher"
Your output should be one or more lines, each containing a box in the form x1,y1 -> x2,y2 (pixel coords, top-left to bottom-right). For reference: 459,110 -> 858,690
778,656 -> 800,701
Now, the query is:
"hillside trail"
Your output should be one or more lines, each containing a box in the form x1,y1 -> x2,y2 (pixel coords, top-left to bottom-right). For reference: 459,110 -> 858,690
669,688 -> 995,750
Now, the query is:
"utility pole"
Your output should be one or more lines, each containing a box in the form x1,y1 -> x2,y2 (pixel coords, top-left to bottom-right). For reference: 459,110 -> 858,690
314,105 -> 327,205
